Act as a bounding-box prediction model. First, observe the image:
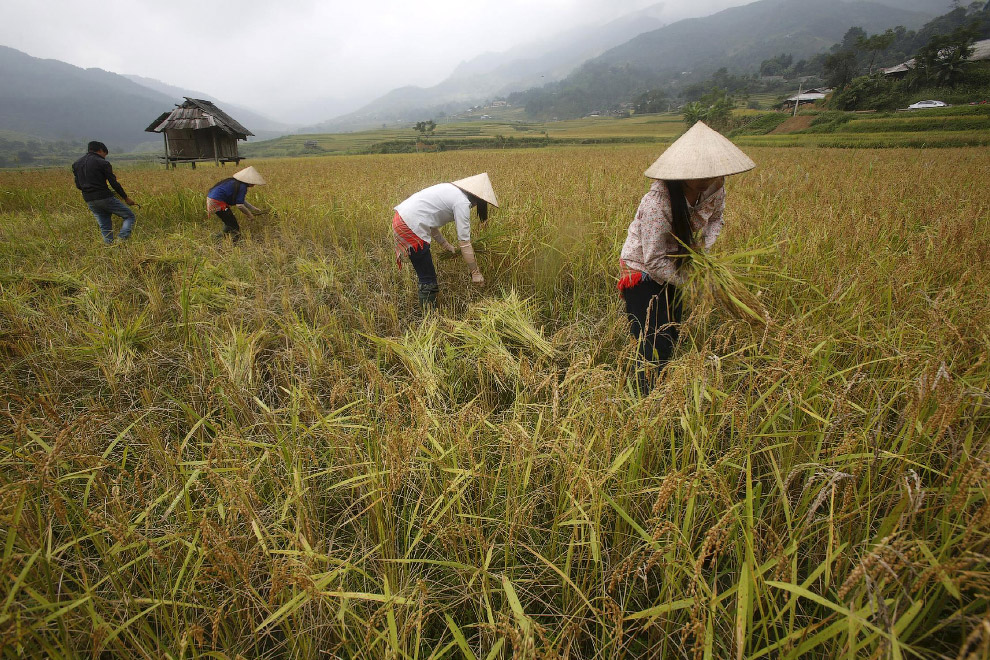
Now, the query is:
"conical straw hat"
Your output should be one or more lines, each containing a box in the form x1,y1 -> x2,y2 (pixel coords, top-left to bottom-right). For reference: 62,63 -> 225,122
233,166 -> 266,185
451,172 -> 499,207
644,121 -> 755,180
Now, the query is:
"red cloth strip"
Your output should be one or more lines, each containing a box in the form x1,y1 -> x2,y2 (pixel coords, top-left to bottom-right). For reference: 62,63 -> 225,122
206,197 -> 229,213
617,259 -> 645,296
393,212 -> 425,269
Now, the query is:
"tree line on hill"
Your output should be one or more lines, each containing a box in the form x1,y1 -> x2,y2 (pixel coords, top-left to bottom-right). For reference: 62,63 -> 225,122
0,137 -> 88,169
505,2 -> 990,121
825,4 -> 990,110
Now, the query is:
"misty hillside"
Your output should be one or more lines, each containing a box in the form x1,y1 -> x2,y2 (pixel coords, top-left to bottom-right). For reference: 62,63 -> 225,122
0,46 -> 271,152
876,0 -> 973,11
308,0 -> 947,131
508,0 -> 937,118
445,3 -> 670,83
591,0 -> 931,73
0,46 -> 188,151
305,4 -> 669,132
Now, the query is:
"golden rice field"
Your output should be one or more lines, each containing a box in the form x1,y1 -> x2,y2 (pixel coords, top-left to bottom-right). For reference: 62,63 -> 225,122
0,145 -> 988,658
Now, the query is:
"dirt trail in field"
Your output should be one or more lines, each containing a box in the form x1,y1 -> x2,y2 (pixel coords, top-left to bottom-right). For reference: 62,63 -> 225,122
770,116 -> 814,134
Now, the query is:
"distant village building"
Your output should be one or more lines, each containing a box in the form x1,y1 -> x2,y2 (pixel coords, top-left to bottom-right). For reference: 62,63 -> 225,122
490,100 -> 508,108
779,88 -> 832,110
882,38 -> 990,78
881,61 -> 915,78
145,98 -> 253,169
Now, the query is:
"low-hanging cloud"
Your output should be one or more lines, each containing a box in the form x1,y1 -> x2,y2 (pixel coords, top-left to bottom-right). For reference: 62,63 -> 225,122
0,0 -> 751,121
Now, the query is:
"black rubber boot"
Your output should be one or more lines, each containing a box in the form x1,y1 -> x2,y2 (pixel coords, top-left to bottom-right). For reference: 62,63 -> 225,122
418,283 -> 439,311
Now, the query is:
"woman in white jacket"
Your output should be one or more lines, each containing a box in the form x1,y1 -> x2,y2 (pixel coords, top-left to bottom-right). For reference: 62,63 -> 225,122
392,173 -> 499,309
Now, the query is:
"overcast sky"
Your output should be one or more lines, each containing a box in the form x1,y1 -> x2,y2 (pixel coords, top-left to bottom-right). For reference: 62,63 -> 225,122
0,0 -> 749,122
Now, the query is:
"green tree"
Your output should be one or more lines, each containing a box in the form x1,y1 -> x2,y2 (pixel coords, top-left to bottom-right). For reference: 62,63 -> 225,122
913,24 -> 979,87
633,89 -> 668,113
857,29 -> 897,74
414,120 -> 436,136
829,74 -> 901,110
682,101 -> 704,126
682,89 -> 734,131
760,53 -> 794,77
835,26 -> 868,53
824,50 -> 858,88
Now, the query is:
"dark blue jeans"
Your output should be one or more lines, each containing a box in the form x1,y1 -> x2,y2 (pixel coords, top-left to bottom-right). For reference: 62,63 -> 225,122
86,196 -> 135,243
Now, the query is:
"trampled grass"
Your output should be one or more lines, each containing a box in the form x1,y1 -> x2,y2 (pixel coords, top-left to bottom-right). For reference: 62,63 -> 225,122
1,146 -> 989,658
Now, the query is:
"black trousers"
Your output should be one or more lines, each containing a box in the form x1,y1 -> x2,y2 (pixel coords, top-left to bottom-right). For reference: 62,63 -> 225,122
623,278 -> 683,367
408,243 -> 439,305
215,209 -> 240,240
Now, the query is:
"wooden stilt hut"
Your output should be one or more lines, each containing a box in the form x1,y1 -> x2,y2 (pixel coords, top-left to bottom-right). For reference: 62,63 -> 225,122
145,98 -> 253,169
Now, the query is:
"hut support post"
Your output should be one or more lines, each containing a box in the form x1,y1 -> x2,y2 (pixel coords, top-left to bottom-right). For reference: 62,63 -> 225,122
212,132 -> 219,166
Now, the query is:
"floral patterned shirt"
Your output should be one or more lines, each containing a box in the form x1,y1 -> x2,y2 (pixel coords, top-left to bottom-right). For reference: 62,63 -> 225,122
619,178 -> 725,286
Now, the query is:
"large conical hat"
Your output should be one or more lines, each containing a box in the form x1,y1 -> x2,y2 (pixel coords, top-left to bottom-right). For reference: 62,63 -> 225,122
451,172 -> 499,207
644,121 -> 755,180
233,166 -> 266,185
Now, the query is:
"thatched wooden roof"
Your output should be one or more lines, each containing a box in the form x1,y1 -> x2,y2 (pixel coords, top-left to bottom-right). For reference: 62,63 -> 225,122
145,98 -> 253,137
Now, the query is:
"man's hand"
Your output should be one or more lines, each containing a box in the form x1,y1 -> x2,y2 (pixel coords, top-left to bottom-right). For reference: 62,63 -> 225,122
447,243 -> 458,255
124,197 -> 136,207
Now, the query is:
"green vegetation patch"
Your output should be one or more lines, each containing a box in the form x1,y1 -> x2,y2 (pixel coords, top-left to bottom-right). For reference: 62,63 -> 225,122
729,113 -> 793,136
837,115 -> 990,133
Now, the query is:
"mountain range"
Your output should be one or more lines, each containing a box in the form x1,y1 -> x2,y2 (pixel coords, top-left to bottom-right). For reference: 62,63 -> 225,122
0,45 -> 294,151
307,0 -> 944,130
0,0 -> 957,149
0,45 -> 177,151
591,0 -> 932,74
302,3 -> 672,132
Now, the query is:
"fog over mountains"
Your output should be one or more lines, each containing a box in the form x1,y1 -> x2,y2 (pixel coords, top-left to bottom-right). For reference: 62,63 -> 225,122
309,0 -> 940,131
0,0 -> 952,148
303,4 -> 671,132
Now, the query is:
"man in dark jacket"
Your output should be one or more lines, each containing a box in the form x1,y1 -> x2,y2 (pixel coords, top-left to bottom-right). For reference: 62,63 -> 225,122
72,141 -> 138,244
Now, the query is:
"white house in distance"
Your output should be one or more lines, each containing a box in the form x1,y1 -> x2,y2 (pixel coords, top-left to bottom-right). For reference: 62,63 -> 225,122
781,88 -> 833,110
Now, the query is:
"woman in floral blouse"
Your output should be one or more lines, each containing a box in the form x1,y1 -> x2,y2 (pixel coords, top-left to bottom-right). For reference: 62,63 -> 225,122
618,121 -> 755,388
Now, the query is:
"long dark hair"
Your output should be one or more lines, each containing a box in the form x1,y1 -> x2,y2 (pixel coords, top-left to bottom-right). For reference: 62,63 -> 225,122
211,176 -> 237,189
465,192 -> 489,222
210,176 -> 246,198
666,180 -> 693,270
